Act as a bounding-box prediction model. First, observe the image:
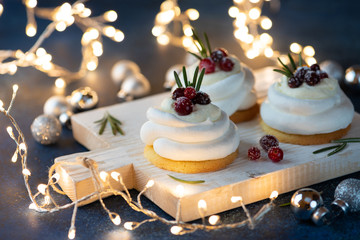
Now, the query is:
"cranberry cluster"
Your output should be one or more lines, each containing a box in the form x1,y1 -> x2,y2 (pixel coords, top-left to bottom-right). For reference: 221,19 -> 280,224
172,87 -> 211,115
199,48 -> 234,74
248,135 -> 283,162
288,64 -> 329,88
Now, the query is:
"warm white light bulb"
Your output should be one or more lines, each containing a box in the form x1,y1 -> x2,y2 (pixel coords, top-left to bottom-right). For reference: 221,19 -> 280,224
25,0 -> 37,8
36,48 -> 46,57
56,21 -> 67,32
114,30 -> 125,42
249,7 -> 261,20
152,25 -> 165,37
68,227 -> 76,239
29,203 -> 37,210
156,10 -> 175,25
0,4 -> 3,16
290,42 -> 302,54
208,215 -> 220,225
80,8 -> 91,17
170,226 -> 183,235
146,179 -> 155,188
103,26 -> 116,37
303,45 -> 315,57
26,24 -> 37,37
11,151 -> 18,163
231,196 -> 243,203
260,17 -> 272,30
37,184 -> 47,195
175,185 -> 184,198
6,126 -> 13,137
12,84 -> 19,93
183,24 -> 193,37
260,33 -> 273,44
270,191 -> 278,200
55,78 -> 66,89
22,168 -> 31,176
111,171 -> 121,181
104,10 -> 118,22
87,59 -> 98,71
44,195 -> 51,205
124,222 -> 134,230
186,8 -> 199,21
306,56 -> 317,66
0,100 -> 3,111
157,34 -> 170,45
99,171 -> 108,182
52,173 -> 60,182
228,6 -> 239,18
19,143 -> 27,152
111,214 -> 121,225
198,199 -> 207,211
264,47 -> 274,58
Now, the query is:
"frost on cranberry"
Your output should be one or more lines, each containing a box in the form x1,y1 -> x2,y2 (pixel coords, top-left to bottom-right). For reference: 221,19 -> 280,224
304,71 -> 320,86
184,86 -> 197,100
268,146 -> 283,163
210,48 -> 228,62
259,135 -> 279,152
172,87 -> 185,100
199,58 -> 216,74
288,76 -> 302,88
193,91 -> 211,105
219,57 -> 234,72
248,147 -> 261,161
174,97 -> 193,115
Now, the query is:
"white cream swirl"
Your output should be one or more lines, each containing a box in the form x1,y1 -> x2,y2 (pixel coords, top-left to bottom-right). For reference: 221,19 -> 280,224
140,98 -> 240,161
176,55 -> 257,116
261,77 -> 354,135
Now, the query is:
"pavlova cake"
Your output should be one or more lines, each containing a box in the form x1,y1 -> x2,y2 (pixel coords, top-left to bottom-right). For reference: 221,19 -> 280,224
141,67 -> 240,173
176,30 -> 258,123
260,54 -> 354,145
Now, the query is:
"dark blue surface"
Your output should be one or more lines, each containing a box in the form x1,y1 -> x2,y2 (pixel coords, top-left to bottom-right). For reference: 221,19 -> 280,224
0,1 -> 359,239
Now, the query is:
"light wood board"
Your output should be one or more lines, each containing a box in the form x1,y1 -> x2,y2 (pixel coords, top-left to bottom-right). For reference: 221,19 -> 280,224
55,92 -> 360,222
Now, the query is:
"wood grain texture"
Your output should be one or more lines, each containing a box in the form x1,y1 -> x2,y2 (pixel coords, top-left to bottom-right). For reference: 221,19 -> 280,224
55,91 -> 360,222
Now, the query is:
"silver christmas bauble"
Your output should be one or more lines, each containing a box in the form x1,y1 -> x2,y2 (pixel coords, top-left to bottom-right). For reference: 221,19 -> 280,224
70,87 -> 99,111
344,65 -> 360,87
111,60 -> 140,86
117,73 -> 150,101
59,110 -> 73,129
43,95 -> 72,117
164,64 -> 182,90
319,60 -> 344,81
291,188 -> 323,220
333,178 -> 360,213
31,114 -> 62,145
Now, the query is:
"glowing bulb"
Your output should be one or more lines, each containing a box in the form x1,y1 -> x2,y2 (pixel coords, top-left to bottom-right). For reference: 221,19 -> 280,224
0,100 -> 3,111
25,0 -> 37,8
244,34 -> 254,44
260,17 -> 272,30
19,143 -> 27,152
152,25 -> 165,37
111,171 -> 120,181
250,0 -> 260,3
228,6 -> 239,18
26,24 -> 37,37
99,171 -> 108,182
160,0 -> 174,11
110,213 -> 121,225
270,191 -> 278,200
246,49 -> 259,59
36,48 -> 46,57
73,3 -> 85,13
234,0 -> 244,3
29,203 -> 37,210
92,41 -> 103,57
156,10 -> 175,24
170,226 -> 183,235
124,222 -> 134,230
68,227 -> 76,240
55,78 -> 66,89
182,36 -> 193,48
175,185 -> 184,198
231,196 -> 243,203
304,45 -> 315,57
198,199 -> 207,211
249,7 -> 261,20
114,30 -> 124,42
103,26 -> 116,37
6,126 -> 13,137
306,57 -> 317,66
52,173 -> 60,182
183,24 -> 193,37
44,195 -> 51,205
80,8 -> 91,18
146,179 -> 155,188
290,42 -> 302,54
13,84 -> 19,93
186,9 -> 199,21
104,10 -> 117,22
37,184 -> 47,195
264,47 -> 274,58
8,63 -> 17,75
11,151 -> 18,163
0,4 -> 3,16
87,59 -> 98,71
56,21 -> 67,32
260,33 -> 273,44
157,34 -> 170,45
42,62 -> 53,71
22,168 -> 31,176
208,215 -> 220,225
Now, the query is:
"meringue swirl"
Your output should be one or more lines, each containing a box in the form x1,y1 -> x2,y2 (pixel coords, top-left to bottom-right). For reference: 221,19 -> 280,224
261,77 -> 354,135
140,98 -> 240,161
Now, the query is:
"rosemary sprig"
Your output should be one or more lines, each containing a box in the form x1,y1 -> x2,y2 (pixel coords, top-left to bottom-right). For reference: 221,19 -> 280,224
273,53 -> 305,78
182,66 -> 188,87
313,137 -> 359,156
288,53 -> 297,72
94,112 -> 124,136
196,68 -> 205,91
173,66 -> 206,91
168,174 -> 205,184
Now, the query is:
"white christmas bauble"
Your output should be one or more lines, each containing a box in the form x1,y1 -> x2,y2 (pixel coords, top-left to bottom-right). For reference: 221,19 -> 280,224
164,64 -> 183,90
117,73 -> 150,101
31,115 -> 62,145
319,60 -> 344,81
111,60 -> 141,86
43,95 -> 72,117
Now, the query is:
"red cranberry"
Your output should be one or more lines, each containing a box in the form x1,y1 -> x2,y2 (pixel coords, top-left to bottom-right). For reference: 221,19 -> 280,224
184,86 -> 197,100
219,57 -> 234,71
310,64 -> 320,71
304,71 -> 320,86
172,87 -> 185,100
174,97 -> 193,115
259,135 -> 279,152
193,91 -> 211,105
294,67 -> 308,80
319,71 -> 329,79
288,76 -> 303,88
248,147 -> 261,161
210,48 -> 228,62
199,58 -> 216,74
268,147 -> 283,162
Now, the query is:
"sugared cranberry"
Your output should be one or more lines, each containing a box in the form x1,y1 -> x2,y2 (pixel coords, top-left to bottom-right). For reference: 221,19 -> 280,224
268,147 -> 283,162
174,97 -> 193,115
172,87 -> 185,100
248,147 -> 261,161
210,48 -> 228,62
304,71 -> 320,86
288,76 -> 303,88
199,58 -> 216,74
193,91 -> 211,105
184,86 -> 197,100
219,57 -> 234,72
294,67 -> 308,80
310,64 -> 320,71
259,135 -> 279,152
319,71 -> 329,79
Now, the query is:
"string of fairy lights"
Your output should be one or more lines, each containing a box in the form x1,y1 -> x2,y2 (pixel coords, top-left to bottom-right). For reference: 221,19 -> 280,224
0,0 -> 124,89
1,84 -> 278,239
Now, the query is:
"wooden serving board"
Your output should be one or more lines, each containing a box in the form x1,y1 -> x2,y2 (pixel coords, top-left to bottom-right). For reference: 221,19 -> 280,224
55,91 -> 360,222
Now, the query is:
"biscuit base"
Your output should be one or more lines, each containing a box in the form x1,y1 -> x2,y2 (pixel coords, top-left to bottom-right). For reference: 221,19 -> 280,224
230,103 -> 259,124
144,145 -> 238,174
260,120 -> 351,145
